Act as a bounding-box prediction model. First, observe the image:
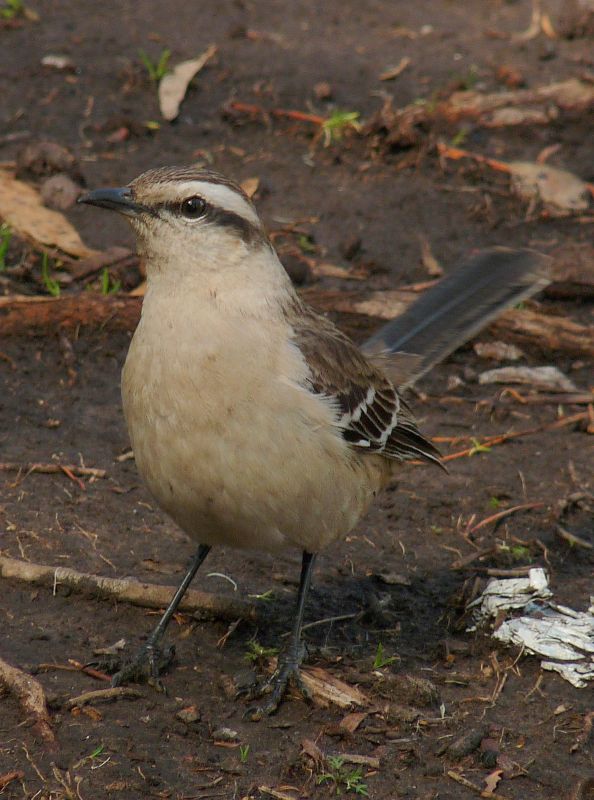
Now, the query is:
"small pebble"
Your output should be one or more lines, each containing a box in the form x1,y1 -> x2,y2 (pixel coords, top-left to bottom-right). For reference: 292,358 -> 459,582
176,705 -> 200,724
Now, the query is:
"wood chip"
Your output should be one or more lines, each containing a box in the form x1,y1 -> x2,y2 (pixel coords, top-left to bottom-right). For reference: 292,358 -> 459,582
473,341 -> 524,361
478,365 -> 577,392
491,309 -> 594,358
301,666 -> 369,708
339,752 -> 380,769
339,710 -> 368,733
258,787 -> 298,800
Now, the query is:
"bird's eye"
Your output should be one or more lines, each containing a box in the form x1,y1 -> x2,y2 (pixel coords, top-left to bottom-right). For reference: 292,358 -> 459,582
180,196 -> 206,219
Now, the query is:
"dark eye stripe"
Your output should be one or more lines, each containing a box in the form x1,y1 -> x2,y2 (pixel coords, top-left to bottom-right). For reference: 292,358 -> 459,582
151,199 -> 266,246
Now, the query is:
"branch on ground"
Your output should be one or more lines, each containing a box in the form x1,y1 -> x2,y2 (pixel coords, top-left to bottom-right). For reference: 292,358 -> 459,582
0,556 -> 257,621
0,656 -> 56,750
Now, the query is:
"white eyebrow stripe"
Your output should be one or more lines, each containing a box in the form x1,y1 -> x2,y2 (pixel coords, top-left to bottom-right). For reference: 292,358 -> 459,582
176,181 -> 261,227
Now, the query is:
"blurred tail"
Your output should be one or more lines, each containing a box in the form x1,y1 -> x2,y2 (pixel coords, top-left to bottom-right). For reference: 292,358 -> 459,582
362,247 -> 551,387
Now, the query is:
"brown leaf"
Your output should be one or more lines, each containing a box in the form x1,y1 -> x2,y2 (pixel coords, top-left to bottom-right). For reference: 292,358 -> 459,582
484,769 -> 503,795
301,737 -> 324,767
0,169 -> 97,258
240,177 -> 260,198
508,161 -> 591,211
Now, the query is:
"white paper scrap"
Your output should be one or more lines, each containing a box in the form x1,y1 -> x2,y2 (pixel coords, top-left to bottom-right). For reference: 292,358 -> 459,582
468,569 -> 594,688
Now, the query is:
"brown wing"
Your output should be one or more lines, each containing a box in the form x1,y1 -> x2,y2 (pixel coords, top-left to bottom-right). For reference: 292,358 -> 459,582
291,305 -> 442,467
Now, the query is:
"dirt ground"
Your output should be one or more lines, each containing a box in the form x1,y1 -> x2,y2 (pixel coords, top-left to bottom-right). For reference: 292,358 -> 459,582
1,1 -> 593,798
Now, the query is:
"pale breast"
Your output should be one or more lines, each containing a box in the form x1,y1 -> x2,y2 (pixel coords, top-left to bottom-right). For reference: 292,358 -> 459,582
121,306 -> 387,553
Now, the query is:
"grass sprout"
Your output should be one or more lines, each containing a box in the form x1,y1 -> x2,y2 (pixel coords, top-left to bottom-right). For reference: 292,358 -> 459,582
239,744 -> 250,764
100,267 -> 121,295
40,252 -> 60,297
1,0 -> 24,19
317,756 -> 369,796
321,110 -> 360,146
372,642 -> 397,670
468,438 -> 491,456
244,639 -> 279,663
138,47 -> 171,82
0,224 -> 12,271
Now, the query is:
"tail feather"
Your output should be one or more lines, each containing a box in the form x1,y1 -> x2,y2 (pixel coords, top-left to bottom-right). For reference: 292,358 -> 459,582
362,247 -> 551,387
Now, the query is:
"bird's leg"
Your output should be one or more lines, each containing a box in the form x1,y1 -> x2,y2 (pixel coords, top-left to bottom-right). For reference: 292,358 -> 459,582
245,550 -> 317,720
109,544 -> 211,690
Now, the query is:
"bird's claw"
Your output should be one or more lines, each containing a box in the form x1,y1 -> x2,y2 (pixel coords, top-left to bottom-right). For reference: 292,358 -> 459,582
242,645 -> 311,720
110,642 -> 175,691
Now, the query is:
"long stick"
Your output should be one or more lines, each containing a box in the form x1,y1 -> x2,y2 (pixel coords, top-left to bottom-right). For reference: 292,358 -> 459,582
0,556 -> 257,621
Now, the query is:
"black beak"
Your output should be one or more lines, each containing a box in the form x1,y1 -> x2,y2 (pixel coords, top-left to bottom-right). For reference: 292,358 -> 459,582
77,186 -> 146,216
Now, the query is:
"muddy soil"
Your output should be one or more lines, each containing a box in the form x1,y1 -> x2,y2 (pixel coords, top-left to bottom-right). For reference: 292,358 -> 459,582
1,2 -> 593,799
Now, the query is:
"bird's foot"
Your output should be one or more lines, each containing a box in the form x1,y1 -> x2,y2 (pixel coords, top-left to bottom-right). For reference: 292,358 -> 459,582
105,642 -> 175,691
241,642 -> 311,720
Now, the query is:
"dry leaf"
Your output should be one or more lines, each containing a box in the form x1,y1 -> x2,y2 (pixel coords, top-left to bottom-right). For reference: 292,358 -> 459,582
437,144 -> 593,212
300,738 -> 324,767
240,177 -> 260,198
541,13 -> 557,38
508,161 -> 591,211
419,235 -> 443,276
484,769 -> 504,795
0,170 -> 97,259
159,44 -> 217,121
129,281 -> 146,296
484,107 -> 552,127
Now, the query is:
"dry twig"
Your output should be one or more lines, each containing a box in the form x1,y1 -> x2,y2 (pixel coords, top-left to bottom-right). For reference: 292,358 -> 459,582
0,771 -> 24,791
258,787 -> 299,800
65,686 -> 143,709
555,525 -> 593,550
438,411 -> 589,465
0,461 -> 106,482
227,101 -> 325,126
447,770 -> 510,800
466,502 -> 544,535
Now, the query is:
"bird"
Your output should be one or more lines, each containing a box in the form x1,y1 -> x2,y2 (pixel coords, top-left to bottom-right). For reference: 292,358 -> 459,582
78,165 -> 550,718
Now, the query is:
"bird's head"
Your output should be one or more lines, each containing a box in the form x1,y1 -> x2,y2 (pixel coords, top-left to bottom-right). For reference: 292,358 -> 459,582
78,166 -> 274,287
